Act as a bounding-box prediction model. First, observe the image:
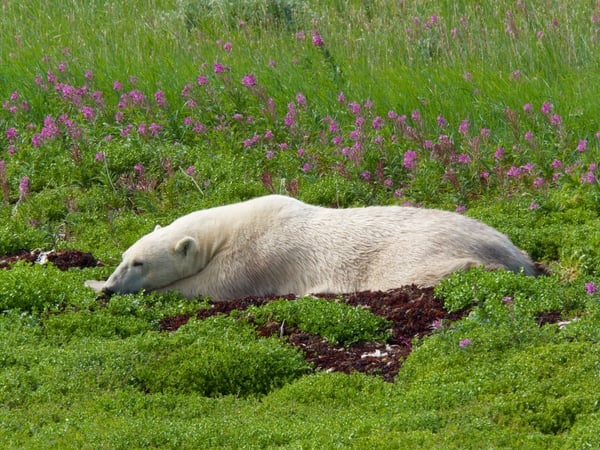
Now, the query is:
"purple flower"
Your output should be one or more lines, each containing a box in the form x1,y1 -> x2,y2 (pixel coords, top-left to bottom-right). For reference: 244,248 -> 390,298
265,130 -> 274,139
458,119 -> 469,135
95,152 -> 105,162
155,90 -> 167,108
186,166 -> 195,176
120,124 -> 133,137
348,101 -> 361,115
459,338 -> 471,347
149,123 -> 163,137
6,127 -> 18,141
403,150 -> 418,171
19,176 -> 29,198
312,32 -> 324,46
266,150 -> 274,159
329,120 -> 339,134
541,101 -> 552,114
301,163 -> 311,172
502,297 -> 514,304
551,114 -> 562,126
586,282 -> 597,294
529,203 -> 539,210
456,205 -> 466,213
523,103 -> 532,112
524,131 -> 534,141
223,42 -> 232,52
458,154 -> 471,164
214,62 -> 225,74
134,163 -> 144,176
372,116 -> 384,130
241,73 -> 256,87
295,92 -> 307,106
360,171 -> 371,181
113,80 -> 122,91
577,140 -> 588,153
431,320 -> 442,329
506,166 -> 522,177
81,106 -> 95,121
581,172 -> 596,184
437,115 -> 448,127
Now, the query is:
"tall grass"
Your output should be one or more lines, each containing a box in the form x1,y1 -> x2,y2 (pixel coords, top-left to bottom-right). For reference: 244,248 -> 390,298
1,0 -> 600,447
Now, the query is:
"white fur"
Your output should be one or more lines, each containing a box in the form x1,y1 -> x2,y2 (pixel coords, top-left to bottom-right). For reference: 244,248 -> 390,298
92,195 -> 538,300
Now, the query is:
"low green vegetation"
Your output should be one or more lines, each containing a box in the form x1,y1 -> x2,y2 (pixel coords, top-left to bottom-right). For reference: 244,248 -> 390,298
242,296 -> 391,345
1,0 -> 599,447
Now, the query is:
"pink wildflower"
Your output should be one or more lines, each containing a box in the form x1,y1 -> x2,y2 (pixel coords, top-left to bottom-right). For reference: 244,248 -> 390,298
586,282 -> 597,294
541,101 -> 552,114
19,176 -> 29,198
214,62 -> 225,74
403,150 -> 418,171
241,73 -> 256,87
312,32 -> 324,46
296,92 -> 307,106
459,338 -> 471,347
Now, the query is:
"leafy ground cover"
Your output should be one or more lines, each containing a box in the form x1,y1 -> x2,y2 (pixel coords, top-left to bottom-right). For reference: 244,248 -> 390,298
1,0 -> 600,447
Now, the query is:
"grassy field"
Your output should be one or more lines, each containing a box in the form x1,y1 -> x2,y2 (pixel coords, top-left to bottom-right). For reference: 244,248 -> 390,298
1,0 -> 600,447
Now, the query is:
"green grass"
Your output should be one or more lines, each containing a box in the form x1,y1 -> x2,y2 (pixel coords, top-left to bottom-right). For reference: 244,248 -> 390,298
1,0 -> 600,447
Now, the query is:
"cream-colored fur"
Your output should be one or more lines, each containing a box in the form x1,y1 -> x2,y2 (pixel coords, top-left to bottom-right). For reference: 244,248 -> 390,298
89,195 -> 538,300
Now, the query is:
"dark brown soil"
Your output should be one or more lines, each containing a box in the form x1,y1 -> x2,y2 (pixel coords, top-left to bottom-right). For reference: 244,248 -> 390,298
0,249 -> 103,271
1,249 -> 564,382
159,287 -> 468,382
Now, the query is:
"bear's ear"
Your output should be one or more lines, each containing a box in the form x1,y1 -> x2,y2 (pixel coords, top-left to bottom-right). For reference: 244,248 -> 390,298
175,236 -> 197,258
154,224 -> 162,231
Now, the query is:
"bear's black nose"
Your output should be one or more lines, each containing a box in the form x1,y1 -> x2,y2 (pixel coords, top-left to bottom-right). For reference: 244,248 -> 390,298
102,287 -> 114,295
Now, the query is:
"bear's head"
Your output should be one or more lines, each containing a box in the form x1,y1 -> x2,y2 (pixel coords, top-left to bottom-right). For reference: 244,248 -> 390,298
102,225 -> 208,295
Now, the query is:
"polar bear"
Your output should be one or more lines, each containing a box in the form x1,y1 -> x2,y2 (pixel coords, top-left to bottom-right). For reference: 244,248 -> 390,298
86,195 -> 538,300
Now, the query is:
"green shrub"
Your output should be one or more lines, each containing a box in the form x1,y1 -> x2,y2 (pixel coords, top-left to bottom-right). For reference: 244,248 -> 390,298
435,267 -> 585,316
0,262 -> 99,313
134,316 -> 309,397
242,296 -> 391,345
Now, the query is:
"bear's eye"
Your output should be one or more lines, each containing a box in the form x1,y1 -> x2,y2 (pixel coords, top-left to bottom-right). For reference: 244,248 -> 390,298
132,261 -> 143,268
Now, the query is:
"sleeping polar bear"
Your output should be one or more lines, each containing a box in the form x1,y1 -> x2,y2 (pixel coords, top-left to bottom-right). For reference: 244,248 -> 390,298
87,195 -> 538,300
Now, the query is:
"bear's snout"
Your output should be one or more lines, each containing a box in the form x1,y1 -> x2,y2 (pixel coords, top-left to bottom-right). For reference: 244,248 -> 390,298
102,286 -> 115,295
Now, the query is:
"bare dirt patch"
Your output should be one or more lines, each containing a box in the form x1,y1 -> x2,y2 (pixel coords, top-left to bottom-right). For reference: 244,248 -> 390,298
158,287 -> 467,382
0,249 -> 103,271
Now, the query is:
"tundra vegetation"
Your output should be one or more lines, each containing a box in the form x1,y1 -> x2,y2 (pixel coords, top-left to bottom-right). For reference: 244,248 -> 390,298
1,0 -> 600,447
